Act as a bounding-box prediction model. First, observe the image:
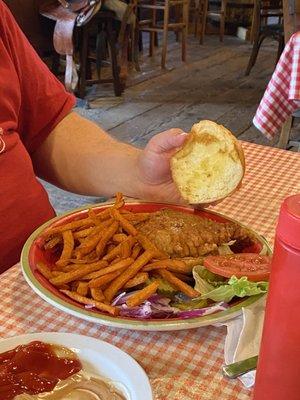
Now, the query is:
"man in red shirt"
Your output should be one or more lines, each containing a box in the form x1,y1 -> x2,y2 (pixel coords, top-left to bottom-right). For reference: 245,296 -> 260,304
0,1 -> 187,272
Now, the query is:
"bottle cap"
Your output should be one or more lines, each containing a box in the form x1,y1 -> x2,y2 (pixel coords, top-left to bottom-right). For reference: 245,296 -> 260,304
277,194 -> 300,250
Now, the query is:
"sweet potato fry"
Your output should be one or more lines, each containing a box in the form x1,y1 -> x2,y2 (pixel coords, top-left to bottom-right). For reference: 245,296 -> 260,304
61,264 -> 80,272
77,281 -> 89,296
143,264 -> 168,272
131,245 -> 141,260
50,261 -> 107,285
144,259 -> 192,274
110,209 -> 138,236
93,194 -> 124,223
90,288 -> 105,302
123,272 -> 149,289
87,270 -> 122,288
104,250 -> 154,302
104,241 -> 124,261
158,269 -> 200,298
112,233 -> 128,243
60,290 -> 118,316
87,258 -> 134,284
76,226 -> 103,257
111,257 -> 121,265
65,257 -> 100,266
99,218 -> 115,229
93,208 -> 111,222
44,217 -> 95,237
96,221 -> 119,257
76,218 -> 115,257
120,212 -> 150,224
51,271 -> 62,277
56,230 -> 74,267
114,192 -> 125,209
103,236 -> 136,262
120,240 -> 132,259
126,280 -> 160,307
73,227 -> 94,239
88,208 -> 98,222
36,262 -> 53,279
174,257 -> 204,268
62,261 -> 95,272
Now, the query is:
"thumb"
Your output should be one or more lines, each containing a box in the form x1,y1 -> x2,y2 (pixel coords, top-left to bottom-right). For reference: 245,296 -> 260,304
146,129 -> 189,154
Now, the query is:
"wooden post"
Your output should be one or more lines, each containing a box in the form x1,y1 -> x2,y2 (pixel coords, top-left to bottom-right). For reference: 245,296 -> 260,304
161,0 -> 170,68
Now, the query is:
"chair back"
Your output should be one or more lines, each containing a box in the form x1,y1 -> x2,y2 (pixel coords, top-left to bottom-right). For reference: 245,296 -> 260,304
253,0 -> 283,19
252,0 -> 283,32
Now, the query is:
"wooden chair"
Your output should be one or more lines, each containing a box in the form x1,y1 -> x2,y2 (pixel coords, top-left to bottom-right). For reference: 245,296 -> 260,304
197,0 -> 228,44
245,0 -> 284,76
77,11 -> 124,98
117,0 -> 141,81
137,0 -> 189,69
40,4 -> 123,97
189,0 -> 203,37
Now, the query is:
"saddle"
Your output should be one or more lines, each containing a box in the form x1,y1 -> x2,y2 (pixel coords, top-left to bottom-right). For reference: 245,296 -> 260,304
39,0 -> 102,90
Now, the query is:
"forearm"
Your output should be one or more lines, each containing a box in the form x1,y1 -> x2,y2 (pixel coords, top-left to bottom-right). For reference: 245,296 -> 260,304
32,112 -> 146,198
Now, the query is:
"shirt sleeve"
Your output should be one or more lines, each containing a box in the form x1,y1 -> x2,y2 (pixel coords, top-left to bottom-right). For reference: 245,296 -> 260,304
1,2 -> 76,153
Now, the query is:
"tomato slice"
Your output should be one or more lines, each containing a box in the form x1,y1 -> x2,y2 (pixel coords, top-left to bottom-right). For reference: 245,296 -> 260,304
203,253 -> 272,282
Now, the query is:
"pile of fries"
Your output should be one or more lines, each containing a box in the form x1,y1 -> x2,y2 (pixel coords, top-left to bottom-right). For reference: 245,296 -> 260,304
38,193 -> 201,317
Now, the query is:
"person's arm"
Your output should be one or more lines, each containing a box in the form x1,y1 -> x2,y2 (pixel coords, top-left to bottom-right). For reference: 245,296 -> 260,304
32,112 -> 188,202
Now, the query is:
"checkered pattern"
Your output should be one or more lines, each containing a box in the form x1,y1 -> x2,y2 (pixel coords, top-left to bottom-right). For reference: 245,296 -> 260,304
1,142 -> 300,400
253,32 -> 300,138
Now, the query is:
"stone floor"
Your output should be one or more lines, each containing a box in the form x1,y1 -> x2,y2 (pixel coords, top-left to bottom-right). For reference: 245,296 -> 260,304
42,33 -> 299,214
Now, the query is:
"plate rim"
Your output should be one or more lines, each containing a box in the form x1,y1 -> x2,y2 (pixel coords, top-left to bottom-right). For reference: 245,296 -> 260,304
0,331 -> 152,399
21,200 -> 272,331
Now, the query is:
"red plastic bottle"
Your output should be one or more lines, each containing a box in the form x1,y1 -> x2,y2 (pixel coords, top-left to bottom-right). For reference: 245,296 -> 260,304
253,194 -> 300,400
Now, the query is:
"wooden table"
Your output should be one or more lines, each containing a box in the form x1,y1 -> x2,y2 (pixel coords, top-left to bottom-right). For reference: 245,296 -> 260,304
283,0 -> 300,41
1,142 -> 300,399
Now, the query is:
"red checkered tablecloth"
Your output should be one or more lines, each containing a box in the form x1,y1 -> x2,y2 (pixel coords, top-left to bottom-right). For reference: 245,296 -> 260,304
1,142 -> 300,399
253,31 -> 300,138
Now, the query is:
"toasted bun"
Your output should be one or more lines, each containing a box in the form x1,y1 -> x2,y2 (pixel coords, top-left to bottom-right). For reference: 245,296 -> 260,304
171,120 -> 245,204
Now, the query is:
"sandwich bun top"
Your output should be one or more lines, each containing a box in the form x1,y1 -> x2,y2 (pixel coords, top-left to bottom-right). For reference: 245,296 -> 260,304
170,120 -> 245,205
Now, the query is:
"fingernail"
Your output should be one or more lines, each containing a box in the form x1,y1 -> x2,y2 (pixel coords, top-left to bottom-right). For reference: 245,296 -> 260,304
179,132 -> 188,136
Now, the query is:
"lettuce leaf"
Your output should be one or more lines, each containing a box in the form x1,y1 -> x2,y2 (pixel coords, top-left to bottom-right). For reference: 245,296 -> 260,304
193,265 -> 268,302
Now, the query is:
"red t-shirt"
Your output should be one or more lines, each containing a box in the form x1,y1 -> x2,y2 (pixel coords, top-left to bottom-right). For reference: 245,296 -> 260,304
0,2 -> 76,272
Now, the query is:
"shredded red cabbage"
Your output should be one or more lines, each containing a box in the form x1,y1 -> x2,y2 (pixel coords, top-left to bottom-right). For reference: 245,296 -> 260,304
111,292 -> 229,319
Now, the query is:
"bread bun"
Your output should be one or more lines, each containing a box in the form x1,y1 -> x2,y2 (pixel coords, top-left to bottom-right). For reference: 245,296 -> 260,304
171,120 -> 245,204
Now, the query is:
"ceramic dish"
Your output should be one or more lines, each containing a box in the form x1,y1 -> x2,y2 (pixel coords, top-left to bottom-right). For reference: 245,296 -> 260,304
21,201 -> 271,331
0,332 -> 152,399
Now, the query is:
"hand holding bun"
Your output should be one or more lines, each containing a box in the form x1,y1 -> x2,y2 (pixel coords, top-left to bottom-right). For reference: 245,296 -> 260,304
170,120 -> 245,205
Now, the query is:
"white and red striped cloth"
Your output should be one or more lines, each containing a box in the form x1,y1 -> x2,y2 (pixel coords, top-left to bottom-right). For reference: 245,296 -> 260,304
253,31 -> 300,139
1,142 -> 300,400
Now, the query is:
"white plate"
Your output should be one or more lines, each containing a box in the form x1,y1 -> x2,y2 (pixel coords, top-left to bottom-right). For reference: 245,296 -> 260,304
0,332 -> 152,400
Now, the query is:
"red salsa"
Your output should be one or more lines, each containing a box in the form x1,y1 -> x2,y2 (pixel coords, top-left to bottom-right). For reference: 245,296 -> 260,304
0,341 -> 82,400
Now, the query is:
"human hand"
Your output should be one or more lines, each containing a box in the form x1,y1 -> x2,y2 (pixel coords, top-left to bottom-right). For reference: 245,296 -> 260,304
136,129 -> 189,203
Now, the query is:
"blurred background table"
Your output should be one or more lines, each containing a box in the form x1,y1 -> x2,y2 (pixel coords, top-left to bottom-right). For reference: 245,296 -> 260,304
283,0 -> 300,41
1,141 -> 300,400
